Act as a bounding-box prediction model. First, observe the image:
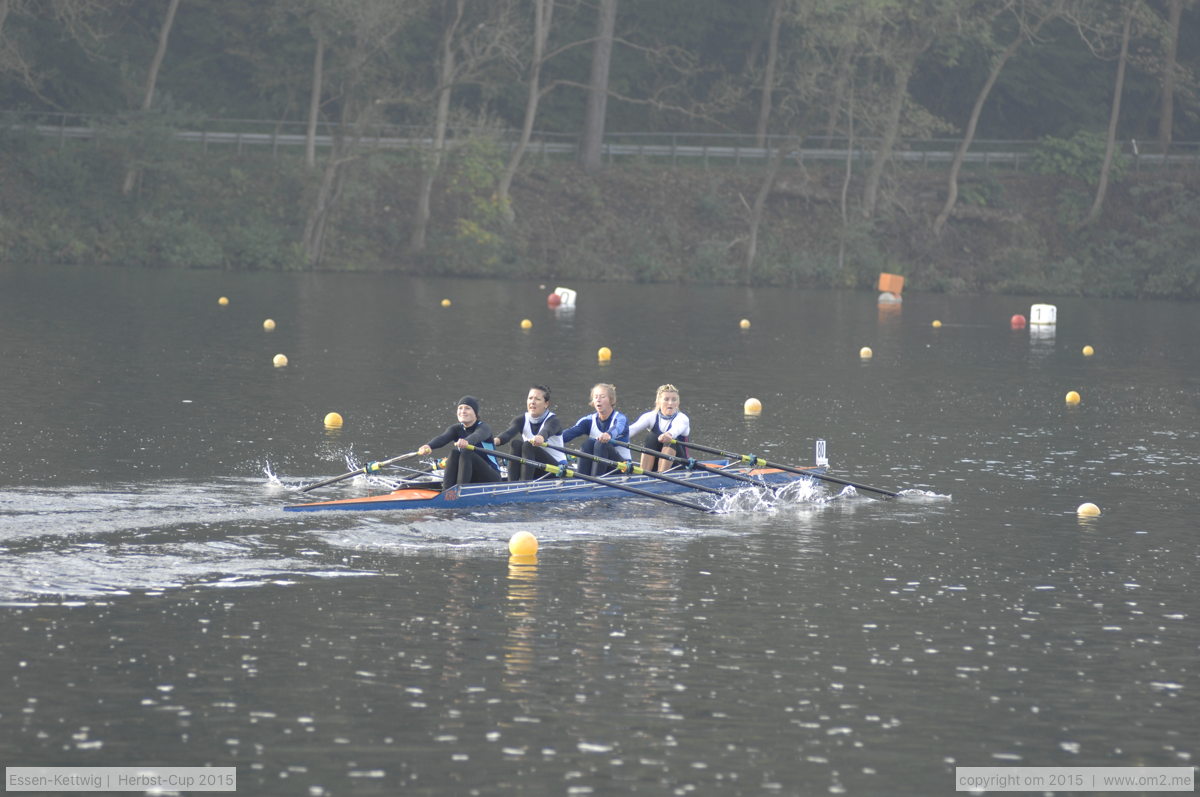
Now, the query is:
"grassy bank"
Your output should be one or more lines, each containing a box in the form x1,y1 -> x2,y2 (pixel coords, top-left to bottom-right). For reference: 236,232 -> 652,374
3,129 -> 1199,299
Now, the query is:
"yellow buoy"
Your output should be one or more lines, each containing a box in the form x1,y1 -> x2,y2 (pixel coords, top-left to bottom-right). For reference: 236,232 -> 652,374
1076,502 -> 1101,517
932,320 -> 942,328
263,318 -> 276,331
520,318 -> 533,330
273,353 -> 288,368
739,318 -> 751,330
441,298 -> 451,307
218,296 -> 229,306
509,531 -> 538,557
597,346 -> 612,362
860,346 -> 873,359
1065,390 -> 1081,405
744,397 -> 762,415
323,412 -> 343,428
1082,345 -> 1094,357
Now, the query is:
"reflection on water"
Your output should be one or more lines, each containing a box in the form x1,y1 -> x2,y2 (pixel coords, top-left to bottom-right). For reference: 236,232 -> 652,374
504,555 -> 539,692
0,265 -> 1196,794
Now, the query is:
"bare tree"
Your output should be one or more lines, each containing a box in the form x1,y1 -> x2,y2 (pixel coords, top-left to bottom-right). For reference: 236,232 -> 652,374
859,3 -> 951,219
933,1 -> 1063,236
1085,0 -> 1138,226
496,0 -> 554,223
0,0 -> 112,104
1157,0 -> 1183,155
409,0 -> 465,255
299,0 -> 427,266
738,0 -> 839,281
408,0 -> 514,253
755,0 -> 784,148
305,20 -> 325,170
742,143 -> 787,281
121,0 -> 181,196
577,0 -> 617,174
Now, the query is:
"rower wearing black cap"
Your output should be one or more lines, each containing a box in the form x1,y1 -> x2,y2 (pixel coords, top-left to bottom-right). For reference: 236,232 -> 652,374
418,396 -> 502,489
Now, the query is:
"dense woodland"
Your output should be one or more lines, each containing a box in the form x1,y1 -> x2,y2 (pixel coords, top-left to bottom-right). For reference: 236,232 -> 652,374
2,0 -> 1200,297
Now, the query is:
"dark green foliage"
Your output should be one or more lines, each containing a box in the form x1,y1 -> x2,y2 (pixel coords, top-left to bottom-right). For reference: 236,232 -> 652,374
1030,131 -> 1128,187
959,176 -> 1004,208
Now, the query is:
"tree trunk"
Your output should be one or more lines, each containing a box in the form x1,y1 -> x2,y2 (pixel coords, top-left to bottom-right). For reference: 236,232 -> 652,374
1086,1 -> 1136,227
838,95 -> 855,272
933,22 -> 1030,237
409,0 -> 463,254
122,0 -> 181,196
1158,0 -> 1181,155
754,0 -> 783,149
743,143 -> 786,282
496,0 -> 554,224
301,149 -> 347,268
577,0 -> 617,174
861,57 -> 913,219
305,24 -> 325,171
823,43 -> 855,144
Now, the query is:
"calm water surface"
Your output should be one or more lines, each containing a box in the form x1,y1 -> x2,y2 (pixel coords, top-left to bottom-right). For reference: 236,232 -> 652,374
0,264 -> 1196,795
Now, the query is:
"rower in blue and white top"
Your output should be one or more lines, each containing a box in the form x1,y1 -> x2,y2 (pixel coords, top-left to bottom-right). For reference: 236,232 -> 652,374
493,384 -> 566,481
561,382 -> 629,476
628,383 -> 690,472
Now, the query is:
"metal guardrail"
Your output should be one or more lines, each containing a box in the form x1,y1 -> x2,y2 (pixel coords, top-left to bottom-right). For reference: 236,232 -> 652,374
6,112 -> 1200,170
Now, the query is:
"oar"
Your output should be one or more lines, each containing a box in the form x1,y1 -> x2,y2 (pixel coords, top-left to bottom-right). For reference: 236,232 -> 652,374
672,439 -> 900,499
617,438 -> 782,492
536,441 -> 725,496
466,444 -> 712,513
298,451 -> 421,493
386,461 -> 436,479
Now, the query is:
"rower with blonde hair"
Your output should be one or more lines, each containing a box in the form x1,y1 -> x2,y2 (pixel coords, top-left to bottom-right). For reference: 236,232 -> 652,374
628,384 -> 690,472
561,382 -> 629,476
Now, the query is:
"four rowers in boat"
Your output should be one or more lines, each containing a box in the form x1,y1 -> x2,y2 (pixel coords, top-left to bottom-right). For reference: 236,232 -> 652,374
422,382 -> 690,486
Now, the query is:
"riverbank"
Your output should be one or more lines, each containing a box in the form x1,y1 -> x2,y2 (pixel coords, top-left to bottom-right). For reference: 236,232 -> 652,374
3,132 -> 1198,298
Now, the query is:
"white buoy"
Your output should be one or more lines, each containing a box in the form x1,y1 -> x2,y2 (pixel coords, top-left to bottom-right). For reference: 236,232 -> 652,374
1030,304 -> 1057,326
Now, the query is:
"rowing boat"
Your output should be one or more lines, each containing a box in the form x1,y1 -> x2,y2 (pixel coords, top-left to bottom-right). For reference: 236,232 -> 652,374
283,461 -> 825,512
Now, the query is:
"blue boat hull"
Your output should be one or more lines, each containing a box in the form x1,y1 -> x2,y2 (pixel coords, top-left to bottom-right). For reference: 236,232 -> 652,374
283,464 -> 822,512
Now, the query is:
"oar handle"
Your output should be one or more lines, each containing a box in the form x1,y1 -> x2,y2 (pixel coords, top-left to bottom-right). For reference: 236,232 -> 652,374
467,445 -> 712,512
538,442 -> 724,496
672,439 -> 899,499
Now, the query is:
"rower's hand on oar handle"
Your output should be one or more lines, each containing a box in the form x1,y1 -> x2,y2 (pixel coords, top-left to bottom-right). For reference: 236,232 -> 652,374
417,444 -> 433,456
598,432 -> 611,443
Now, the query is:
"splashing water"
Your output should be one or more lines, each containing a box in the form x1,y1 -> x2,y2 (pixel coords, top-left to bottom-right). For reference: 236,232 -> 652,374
710,476 -> 832,513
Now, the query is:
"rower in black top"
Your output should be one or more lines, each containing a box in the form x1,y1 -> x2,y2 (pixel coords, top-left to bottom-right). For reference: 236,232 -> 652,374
418,396 -> 502,489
